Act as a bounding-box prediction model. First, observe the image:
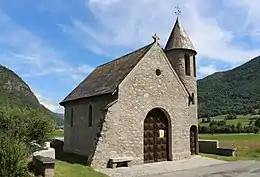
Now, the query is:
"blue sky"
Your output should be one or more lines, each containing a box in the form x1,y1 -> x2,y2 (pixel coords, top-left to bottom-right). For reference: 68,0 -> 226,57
0,0 -> 260,113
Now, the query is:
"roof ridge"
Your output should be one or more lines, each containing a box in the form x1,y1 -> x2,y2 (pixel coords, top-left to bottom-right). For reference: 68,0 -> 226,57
60,42 -> 155,105
97,42 -> 154,68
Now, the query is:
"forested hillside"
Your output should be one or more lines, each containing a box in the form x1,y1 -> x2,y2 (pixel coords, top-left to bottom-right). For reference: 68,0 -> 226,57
0,65 -> 63,126
198,55 -> 260,118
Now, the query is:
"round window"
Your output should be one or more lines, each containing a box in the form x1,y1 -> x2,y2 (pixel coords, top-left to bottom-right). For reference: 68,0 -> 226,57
156,69 -> 161,76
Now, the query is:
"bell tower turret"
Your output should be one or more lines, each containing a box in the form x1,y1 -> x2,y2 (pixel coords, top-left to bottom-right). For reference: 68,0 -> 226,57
164,17 -> 197,105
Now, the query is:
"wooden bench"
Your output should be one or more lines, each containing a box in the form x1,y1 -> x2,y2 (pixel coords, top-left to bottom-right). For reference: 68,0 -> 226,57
108,157 -> 132,169
33,155 -> 55,177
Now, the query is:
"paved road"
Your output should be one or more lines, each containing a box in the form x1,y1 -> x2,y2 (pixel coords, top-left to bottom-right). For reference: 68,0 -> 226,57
145,160 -> 260,177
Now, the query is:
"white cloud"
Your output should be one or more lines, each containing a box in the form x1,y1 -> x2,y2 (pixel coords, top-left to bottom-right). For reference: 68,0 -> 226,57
197,65 -> 219,78
61,0 -> 260,66
0,10 -> 94,80
34,92 -> 64,113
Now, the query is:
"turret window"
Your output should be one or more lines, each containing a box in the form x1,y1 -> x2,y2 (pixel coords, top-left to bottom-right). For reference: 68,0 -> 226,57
191,93 -> 195,104
193,56 -> 196,77
185,54 -> 191,76
188,93 -> 195,105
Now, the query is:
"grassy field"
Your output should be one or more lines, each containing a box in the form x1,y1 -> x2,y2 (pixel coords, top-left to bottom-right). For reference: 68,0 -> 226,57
199,115 -> 260,126
199,134 -> 260,160
55,161 -> 108,177
52,130 -> 64,137
51,137 -> 108,177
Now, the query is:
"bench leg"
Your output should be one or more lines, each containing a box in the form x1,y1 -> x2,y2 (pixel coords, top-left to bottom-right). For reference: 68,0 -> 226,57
127,161 -> 132,167
112,163 -> 117,169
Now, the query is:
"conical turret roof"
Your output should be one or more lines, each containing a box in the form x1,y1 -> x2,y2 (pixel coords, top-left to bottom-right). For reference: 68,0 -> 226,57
164,17 -> 195,52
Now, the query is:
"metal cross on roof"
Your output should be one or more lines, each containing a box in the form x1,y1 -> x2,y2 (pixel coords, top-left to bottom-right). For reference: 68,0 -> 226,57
174,4 -> 182,16
152,33 -> 160,43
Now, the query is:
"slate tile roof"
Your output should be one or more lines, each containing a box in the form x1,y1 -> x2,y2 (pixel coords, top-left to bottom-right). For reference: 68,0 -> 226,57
60,42 -> 154,105
164,17 -> 196,52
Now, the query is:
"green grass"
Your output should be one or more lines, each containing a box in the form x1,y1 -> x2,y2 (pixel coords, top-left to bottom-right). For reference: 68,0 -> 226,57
199,133 -> 260,141
199,115 -> 260,126
55,160 -> 108,177
52,130 -> 64,137
200,153 -> 239,161
199,133 -> 260,161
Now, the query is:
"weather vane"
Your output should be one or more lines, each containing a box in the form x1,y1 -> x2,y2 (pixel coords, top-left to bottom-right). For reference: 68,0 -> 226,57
174,4 -> 181,16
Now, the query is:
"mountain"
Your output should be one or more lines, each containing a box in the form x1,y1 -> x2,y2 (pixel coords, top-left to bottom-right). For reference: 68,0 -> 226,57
0,65 -> 63,126
198,55 -> 260,118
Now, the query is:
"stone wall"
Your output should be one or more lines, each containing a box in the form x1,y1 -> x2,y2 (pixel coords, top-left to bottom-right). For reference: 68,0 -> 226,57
165,49 -> 198,127
199,139 -> 236,156
63,94 -> 117,157
91,43 -> 198,168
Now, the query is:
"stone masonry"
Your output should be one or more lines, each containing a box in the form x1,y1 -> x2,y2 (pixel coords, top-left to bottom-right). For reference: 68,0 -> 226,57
60,17 -> 198,169
91,43 -> 198,168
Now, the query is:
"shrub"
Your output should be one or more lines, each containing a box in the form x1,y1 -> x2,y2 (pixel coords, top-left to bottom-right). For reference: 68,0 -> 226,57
0,134 -> 29,177
0,105 -> 55,146
225,114 -> 237,120
255,118 -> 260,129
0,105 -> 56,176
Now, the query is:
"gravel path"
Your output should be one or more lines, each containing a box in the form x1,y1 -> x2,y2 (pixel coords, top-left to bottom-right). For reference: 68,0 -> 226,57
146,160 -> 260,177
96,156 -> 227,177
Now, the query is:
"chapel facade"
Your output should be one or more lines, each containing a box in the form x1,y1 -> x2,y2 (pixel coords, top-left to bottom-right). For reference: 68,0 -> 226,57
60,17 -> 199,168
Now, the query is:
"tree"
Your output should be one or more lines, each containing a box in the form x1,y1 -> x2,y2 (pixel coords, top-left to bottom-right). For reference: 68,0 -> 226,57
218,120 -> 227,126
0,104 -> 55,176
237,122 -> 242,133
225,114 -> 237,120
0,134 -> 29,177
0,105 -> 55,145
254,118 -> 260,129
199,126 -> 210,133
210,125 -> 218,134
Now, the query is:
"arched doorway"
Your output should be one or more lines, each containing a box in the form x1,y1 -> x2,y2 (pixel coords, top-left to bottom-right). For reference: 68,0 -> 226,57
144,108 -> 169,163
190,125 -> 198,155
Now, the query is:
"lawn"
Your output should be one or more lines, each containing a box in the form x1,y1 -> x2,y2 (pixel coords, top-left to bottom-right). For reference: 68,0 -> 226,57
52,130 -> 64,137
199,115 -> 260,126
51,139 -> 108,177
55,161 -> 108,177
199,133 -> 260,160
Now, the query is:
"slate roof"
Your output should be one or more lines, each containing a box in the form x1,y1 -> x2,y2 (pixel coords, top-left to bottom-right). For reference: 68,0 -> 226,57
60,42 -> 154,105
164,17 -> 196,52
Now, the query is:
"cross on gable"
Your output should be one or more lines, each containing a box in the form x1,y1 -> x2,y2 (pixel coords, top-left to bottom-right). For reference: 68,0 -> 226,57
152,33 -> 160,43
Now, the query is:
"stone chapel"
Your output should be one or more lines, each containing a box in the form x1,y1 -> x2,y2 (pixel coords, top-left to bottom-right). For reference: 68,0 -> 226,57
60,17 -> 199,168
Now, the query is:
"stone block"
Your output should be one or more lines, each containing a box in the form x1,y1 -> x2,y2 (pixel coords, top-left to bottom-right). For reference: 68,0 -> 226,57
33,155 -> 55,177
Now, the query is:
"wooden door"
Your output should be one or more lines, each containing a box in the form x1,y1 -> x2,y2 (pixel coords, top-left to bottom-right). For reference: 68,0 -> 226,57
144,109 -> 168,163
190,125 -> 198,155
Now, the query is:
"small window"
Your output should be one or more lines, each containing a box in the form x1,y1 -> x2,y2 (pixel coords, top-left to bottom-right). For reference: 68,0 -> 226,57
191,93 -> 195,104
193,56 -> 196,77
156,69 -> 161,76
88,105 -> 93,127
185,54 -> 191,76
70,108 -> 74,127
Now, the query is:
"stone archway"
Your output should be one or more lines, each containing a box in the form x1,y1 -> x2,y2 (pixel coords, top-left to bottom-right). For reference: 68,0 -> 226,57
143,108 -> 170,163
190,125 -> 198,155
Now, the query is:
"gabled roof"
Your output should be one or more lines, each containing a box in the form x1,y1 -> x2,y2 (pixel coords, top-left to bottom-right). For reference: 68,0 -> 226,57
60,42 -> 154,105
164,17 -> 196,52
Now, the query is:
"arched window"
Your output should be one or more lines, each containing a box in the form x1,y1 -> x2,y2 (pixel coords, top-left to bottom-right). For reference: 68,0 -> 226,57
88,105 -> 93,127
70,108 -> 74,127
184,54 -> 191,76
